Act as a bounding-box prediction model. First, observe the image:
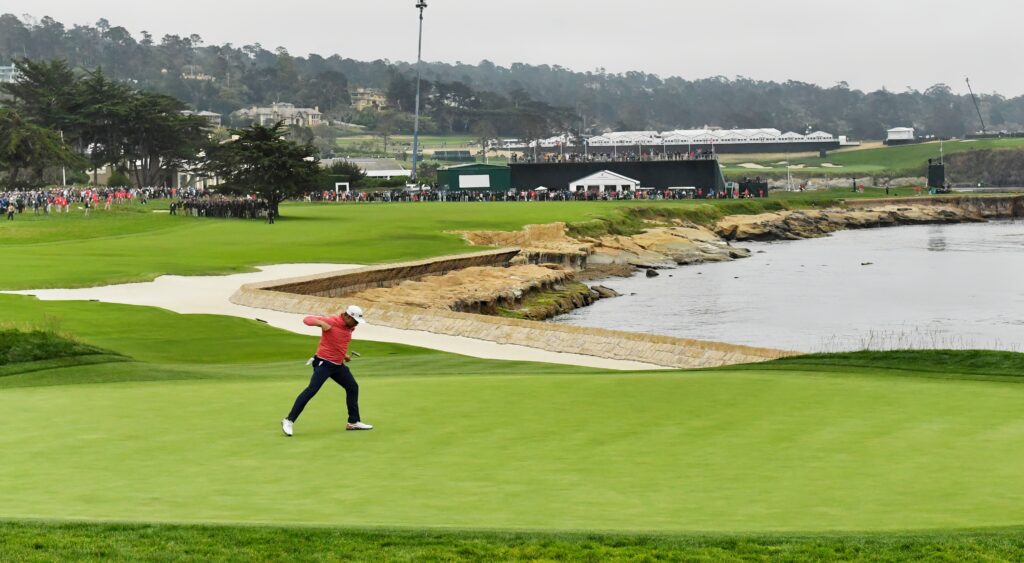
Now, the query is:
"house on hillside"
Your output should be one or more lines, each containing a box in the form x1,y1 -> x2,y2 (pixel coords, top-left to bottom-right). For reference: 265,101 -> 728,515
351,88 -> 388,112
182,110 -> 223,128
231,103 -> 322,127
0,65 -> 20,83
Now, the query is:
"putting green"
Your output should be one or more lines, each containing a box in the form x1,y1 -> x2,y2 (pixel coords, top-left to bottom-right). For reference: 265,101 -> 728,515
4,363 -> 1024,532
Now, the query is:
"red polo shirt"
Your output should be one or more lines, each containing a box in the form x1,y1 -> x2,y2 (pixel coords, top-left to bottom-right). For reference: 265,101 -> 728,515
303,315 -> 353,364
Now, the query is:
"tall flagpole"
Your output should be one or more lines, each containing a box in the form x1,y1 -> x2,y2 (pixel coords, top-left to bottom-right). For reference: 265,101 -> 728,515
410,1 -> 427,184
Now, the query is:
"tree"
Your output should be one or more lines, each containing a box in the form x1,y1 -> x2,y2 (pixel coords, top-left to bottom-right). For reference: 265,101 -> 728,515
376,111 -> 400,154
202,122 -> 319,218
107,169 -> 130,186
119,91 -> 210,187
471,119 -> 497,161
0,108 -> 81,188
73,68 -> 133,185
300,70 -> 351,113
2,58 -> 80,140
385,72 -> 416,112
5,60 -> 210,188
324,160 -> 366,185
8,16 -> 1024,138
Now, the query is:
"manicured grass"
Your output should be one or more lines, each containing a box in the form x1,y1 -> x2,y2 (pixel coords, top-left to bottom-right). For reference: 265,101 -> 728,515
722,137 -> 1024,177
336,133 -> 478,151
739,349 -> 1024,381
3,192 -> 1024,553
0,192 -> 960,289
5,355 -> 1024,531
3,298 -> 1024,533
4,521 -> 1024,561
0,295 -> 601,386
0,328 -> 120,366
0,201 -> 692,289
0,201 -> 171,245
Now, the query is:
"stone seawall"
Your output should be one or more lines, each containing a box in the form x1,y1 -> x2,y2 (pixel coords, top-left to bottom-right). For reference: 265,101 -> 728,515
844,194 -> 1024,218
266,249 -> 520,298
713,202 -> 1002,242
231,254 -> 793,369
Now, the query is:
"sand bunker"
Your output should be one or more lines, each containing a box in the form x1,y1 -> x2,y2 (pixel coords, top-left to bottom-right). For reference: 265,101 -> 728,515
4,264 -> 660,371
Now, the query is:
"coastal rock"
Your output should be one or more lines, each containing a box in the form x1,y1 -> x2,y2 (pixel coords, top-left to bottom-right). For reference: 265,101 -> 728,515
592,226 -> 746,267
714,205 -> 987,242
591,285 -> 620,299
646,269 -> 660,278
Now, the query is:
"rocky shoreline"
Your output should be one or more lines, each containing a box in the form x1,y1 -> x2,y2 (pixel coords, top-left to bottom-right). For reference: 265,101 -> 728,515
344,199 -> 1015,322
714,204 -> 987,241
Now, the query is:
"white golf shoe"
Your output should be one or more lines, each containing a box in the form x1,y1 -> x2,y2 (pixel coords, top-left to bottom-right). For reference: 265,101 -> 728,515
346,421 -> 373,431
281,418 -> 294,437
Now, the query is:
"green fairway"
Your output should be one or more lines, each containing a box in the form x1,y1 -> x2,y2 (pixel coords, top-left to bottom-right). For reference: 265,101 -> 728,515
723,137 -> 1024,177
0,193 -> 933,289
335,133 -> 478,156
0,200 -> 703,289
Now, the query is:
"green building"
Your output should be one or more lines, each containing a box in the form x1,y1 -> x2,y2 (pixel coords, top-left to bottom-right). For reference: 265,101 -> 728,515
436,163 -> 511,191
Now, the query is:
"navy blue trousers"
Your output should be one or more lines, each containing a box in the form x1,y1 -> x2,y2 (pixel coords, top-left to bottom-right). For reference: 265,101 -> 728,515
286,356 -> 360,424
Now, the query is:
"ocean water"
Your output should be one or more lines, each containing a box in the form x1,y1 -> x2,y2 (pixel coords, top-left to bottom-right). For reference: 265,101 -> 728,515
553,221 -> 1024,352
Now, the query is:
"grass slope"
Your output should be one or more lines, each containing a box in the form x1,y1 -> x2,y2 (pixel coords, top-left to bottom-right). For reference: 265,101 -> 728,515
742,349 -> 1024,381
0,295 -> 601,389
722,137 -> 1024,177
0,328 -> 122,366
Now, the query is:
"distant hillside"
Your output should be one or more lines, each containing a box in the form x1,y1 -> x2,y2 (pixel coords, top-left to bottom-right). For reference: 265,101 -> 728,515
2,14 -> 1023,138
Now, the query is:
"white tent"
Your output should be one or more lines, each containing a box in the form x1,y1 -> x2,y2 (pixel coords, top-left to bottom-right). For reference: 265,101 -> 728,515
569,170 -> 640,193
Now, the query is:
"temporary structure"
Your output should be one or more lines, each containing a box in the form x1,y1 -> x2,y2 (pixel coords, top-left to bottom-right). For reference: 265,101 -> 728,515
568,170 -> 640,193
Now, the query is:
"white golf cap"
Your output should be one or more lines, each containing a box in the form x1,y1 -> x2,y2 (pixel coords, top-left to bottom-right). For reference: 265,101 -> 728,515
345,305 -> 366,324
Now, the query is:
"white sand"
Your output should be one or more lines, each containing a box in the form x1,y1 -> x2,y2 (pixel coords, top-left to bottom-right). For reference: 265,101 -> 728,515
5,264 -> 662,371
737,163 -> 771,169
821,163 -> 844,168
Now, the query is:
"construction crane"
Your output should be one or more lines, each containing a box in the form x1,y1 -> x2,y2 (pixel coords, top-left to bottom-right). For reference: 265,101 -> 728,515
965,77 -> 987,136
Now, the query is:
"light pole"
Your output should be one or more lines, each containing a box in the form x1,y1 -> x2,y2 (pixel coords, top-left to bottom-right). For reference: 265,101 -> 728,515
410,1 -> 427,184
59,130 -> 66,186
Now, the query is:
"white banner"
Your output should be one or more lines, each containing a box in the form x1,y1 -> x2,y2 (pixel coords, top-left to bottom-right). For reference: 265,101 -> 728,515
459,174 -> 490,189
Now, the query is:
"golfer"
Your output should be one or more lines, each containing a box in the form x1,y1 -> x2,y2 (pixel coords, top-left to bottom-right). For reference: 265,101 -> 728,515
282,305 -> 372,436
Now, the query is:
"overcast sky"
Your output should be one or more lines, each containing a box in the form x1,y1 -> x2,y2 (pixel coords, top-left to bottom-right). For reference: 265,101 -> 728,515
7,0 -> 1023,95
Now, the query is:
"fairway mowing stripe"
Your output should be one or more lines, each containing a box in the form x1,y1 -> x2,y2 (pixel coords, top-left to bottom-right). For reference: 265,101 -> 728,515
4,372 -> 1024,531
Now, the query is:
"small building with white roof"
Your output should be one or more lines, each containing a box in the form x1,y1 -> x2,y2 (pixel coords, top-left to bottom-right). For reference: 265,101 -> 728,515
569,170 -> 640,193
885,127 -> 916,145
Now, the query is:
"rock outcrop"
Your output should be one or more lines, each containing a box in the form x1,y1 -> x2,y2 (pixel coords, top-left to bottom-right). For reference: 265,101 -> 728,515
591,226 -> 750,267
714,205 -> 986,241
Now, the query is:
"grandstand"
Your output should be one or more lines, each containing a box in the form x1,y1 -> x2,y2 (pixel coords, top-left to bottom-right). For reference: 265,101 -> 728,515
510,159 -> 727,193
525,128 -> 853,154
